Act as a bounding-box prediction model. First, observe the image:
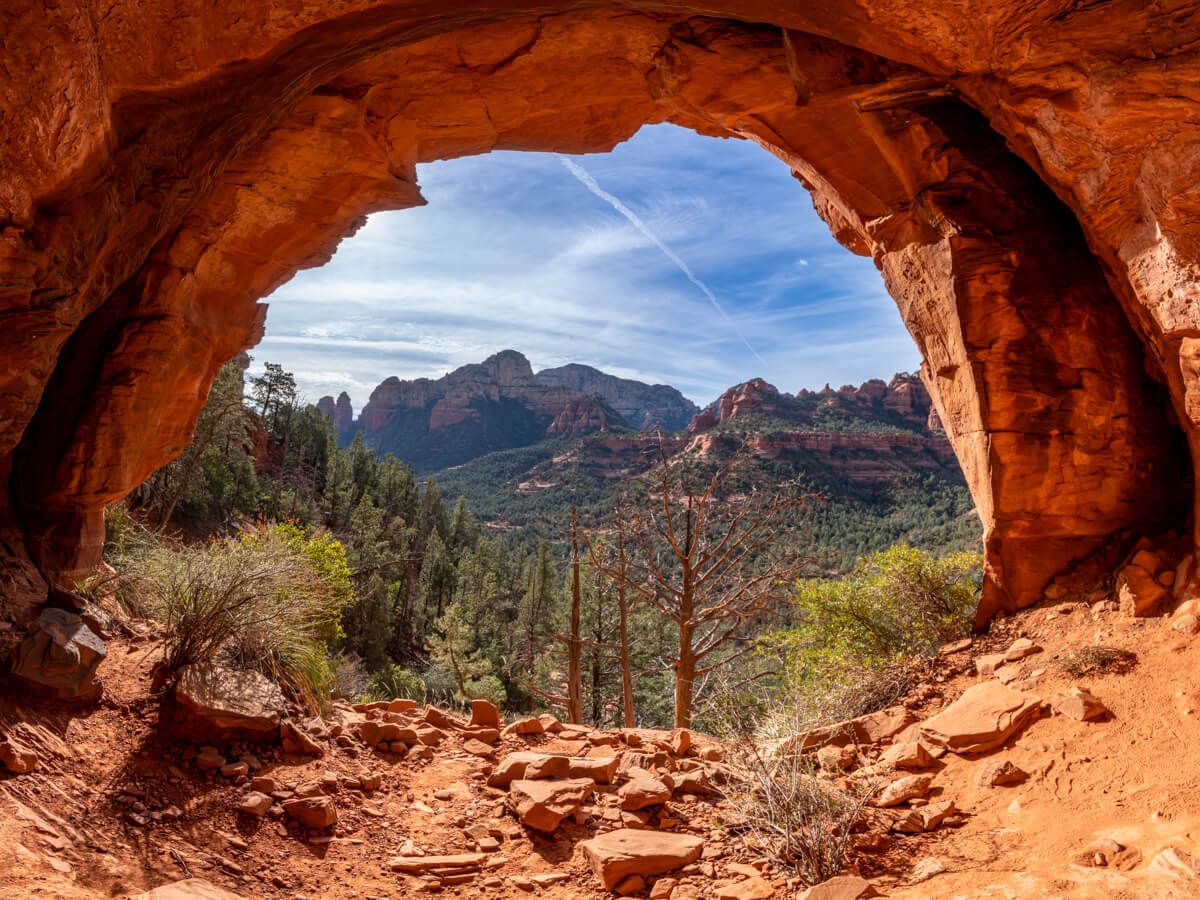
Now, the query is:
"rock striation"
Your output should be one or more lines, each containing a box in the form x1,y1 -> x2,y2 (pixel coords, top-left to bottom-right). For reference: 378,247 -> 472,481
1,3 -> 1198,628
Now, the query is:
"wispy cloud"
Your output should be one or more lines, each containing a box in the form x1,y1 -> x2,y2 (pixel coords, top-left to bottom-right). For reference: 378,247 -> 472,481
258,124 -> 917,407
559,156 -> 765,366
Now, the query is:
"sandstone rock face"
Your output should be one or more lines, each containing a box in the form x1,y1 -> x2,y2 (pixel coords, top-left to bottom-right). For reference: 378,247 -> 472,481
1,3 -> 1199,630
316,392 -> 355,445
534,363 -> 698,431
545,395 -> 626,438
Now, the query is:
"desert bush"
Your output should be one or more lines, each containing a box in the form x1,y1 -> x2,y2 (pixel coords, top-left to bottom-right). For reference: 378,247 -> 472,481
121,524 -> 352,710
1058,645 -> 1137,678
361,663 -> 427,703
719,713 -> 873,884
762,544 -> 978,731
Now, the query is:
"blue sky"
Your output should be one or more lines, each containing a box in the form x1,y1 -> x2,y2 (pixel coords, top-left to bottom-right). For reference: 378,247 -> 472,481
256,124 -> 918,408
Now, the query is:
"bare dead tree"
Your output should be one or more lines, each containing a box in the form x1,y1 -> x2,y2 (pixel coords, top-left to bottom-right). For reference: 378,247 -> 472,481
587,512 -> 638,728
566,507 -> 583,723
593,445 -> 810,729
522,508 -> 585,723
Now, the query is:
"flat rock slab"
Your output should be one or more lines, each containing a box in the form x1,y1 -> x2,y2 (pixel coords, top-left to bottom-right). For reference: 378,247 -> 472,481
797,706 -> 915,752
919,681 -> 1042,754
580,828 -> 703,889
388,853 -> 486,874
799,875 -> 878,899
135,878 -> 246,899
172,662 -> 283,742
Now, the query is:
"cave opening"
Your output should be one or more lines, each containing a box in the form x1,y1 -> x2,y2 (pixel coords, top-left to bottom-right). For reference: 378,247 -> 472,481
1,10 -> 1194,636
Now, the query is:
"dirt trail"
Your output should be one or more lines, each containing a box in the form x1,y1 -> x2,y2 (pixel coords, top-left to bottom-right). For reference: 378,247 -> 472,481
5,592 -> 1200,898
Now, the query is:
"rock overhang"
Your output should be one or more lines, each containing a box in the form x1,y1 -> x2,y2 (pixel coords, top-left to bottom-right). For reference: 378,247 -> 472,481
1,3 -> 1198,629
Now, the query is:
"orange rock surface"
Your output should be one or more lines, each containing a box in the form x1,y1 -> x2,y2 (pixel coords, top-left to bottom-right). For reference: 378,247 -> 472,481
2,3 -> 1198,625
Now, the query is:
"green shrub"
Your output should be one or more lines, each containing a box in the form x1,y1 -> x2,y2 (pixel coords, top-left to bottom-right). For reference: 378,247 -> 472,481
763,543 -> 979,730
121,525 -> 352,711
362,664 -> 427,704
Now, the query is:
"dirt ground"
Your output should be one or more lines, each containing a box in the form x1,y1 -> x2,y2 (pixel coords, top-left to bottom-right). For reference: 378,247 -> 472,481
5,589 -> 1200,898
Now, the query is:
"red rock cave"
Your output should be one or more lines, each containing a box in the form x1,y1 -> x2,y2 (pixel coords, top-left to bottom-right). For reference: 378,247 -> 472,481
2,2 -> 1197,629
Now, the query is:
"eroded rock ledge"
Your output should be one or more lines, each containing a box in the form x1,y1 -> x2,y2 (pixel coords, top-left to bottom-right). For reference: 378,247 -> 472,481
2,3 -> 1199,626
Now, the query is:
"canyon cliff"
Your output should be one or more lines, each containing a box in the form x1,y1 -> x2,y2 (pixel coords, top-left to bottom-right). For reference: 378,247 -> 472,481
329,351 -> 693,473
2,2 -> 1198,627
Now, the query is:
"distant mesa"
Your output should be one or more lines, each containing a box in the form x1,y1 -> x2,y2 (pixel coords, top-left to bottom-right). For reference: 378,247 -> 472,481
687,372 -> 938,434
314,350 -> 697,473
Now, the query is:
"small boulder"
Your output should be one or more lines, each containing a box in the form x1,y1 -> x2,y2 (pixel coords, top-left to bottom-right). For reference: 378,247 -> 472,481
817,744 -> 858,773
0,734 -> 38,773
501,717 -> 545,737
1051,687 -> 1108,721
671,729 -> 692,757
580,828 -> 704,890
12,608 -> 107,700
1172,614 -> 1200,635
1003,637 -> 1041,662
1117,563 -> 1169,617
891,800 -> 955,833
283,795 -> 337,828
237,792 -> 272,816
172,663 -> 283,743
874,774 -> 932,808
281,720 -> 324,756
618,768 -> 672,811
508,778 -> 593,832
975,758 -> 1027,787
468,699 -> 501,729
615,875 -> 647,896
567,756 -> 621,784
876,741 -> 934,771
975,653 -> 1008,677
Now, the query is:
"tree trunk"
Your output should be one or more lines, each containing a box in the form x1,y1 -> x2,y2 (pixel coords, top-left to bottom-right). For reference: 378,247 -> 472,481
675,621 -> 696,730
567,508 -> 583,724
617,537 -> 636,728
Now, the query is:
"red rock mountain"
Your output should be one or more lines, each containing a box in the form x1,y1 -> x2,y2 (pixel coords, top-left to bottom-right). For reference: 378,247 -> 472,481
329,351 -> 697,473
315,392 -> 355,444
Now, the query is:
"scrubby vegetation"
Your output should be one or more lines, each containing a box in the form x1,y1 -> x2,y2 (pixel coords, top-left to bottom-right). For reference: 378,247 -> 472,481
109,356 -> 982,731
115,524 -> 351,709
755,544 -> 979,734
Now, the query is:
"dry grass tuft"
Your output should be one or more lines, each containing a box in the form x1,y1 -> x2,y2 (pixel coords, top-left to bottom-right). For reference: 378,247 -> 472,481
1057,645 -> 1137,678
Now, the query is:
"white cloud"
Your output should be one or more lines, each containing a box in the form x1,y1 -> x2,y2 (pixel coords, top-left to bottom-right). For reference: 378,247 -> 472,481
259,124 -> 917,407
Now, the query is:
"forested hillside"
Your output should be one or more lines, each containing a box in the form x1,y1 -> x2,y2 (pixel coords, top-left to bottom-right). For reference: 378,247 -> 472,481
118,354 -> 981,730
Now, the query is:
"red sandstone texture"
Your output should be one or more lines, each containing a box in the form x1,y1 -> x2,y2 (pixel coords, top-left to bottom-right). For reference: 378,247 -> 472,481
2,3 -> 1198,625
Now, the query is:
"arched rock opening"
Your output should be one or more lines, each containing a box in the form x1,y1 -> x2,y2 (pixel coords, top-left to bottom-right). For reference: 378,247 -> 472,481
2,4 -> 1197,628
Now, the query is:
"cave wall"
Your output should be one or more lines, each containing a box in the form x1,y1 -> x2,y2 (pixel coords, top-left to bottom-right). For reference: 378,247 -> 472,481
2,2 -> 1199,625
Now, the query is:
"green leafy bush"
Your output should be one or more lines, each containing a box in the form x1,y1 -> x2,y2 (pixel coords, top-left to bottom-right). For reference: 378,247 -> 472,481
765,543 -> 979,729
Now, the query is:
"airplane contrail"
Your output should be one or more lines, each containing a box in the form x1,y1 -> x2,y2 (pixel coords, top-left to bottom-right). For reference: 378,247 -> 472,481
559,156 -> 766,366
